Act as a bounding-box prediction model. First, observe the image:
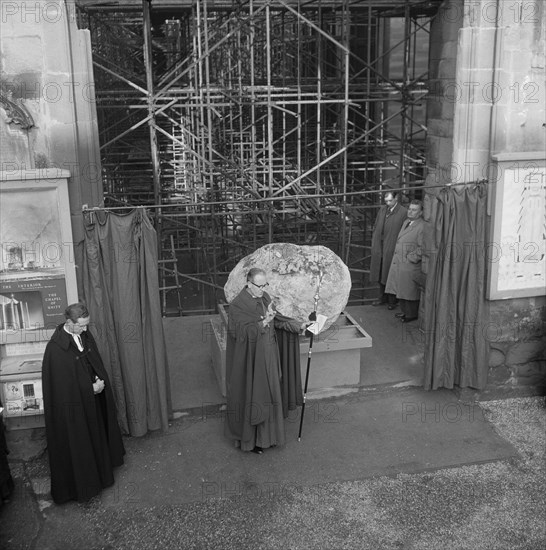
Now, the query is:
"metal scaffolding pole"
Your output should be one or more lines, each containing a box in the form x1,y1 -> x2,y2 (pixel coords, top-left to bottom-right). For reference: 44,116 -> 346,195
142,0 -> 162,251
76,0 -> 441,314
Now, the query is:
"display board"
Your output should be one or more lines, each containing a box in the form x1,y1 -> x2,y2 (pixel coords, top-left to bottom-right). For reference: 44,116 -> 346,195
0,169 -> 77,343
487,153 -> 546,299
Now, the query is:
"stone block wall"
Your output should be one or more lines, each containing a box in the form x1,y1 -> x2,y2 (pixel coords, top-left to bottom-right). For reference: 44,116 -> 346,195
452,0 -> 545,170
425,0 -> 463,196
422,0 -> 464,278
484,296 -> 546,396
424,0 -> 546,396
0,0 -> 103,275
477,2 -> 545,395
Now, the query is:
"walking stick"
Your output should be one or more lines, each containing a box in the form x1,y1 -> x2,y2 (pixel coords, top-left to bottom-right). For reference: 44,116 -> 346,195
298,270 -> 323,441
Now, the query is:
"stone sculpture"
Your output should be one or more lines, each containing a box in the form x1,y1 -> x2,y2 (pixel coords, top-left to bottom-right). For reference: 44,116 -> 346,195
224,243 -> 351,331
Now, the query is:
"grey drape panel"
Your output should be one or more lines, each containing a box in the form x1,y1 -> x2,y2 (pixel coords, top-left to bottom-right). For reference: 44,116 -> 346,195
423,183 -> 489,390
81,208 -> 170,436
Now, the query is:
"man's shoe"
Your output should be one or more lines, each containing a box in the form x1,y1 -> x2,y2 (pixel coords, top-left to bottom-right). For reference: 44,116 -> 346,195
387,304 -> 397,310
400,317 -> 417,323
372,300 -> 386,306
395,312 -> 405,318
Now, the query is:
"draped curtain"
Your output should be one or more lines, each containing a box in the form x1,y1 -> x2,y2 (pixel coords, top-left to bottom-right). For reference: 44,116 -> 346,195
423,183 -> 489,390
81,208 -> 170,436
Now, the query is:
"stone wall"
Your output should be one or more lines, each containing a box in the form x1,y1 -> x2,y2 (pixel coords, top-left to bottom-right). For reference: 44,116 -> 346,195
425,0 -> 463,195
422,0 -> 464,280
485,297 -> 546,397
0,0 -> 103,291
462,1 -> 545,395
425,0 -> 546,396
452,0 -> 545,171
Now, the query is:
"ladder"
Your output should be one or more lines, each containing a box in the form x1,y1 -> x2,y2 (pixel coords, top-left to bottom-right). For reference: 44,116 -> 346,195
158,234 -> 183,316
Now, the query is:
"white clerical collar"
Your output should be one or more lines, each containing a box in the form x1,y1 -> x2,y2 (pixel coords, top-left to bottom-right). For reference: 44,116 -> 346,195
64,325 -> 84,351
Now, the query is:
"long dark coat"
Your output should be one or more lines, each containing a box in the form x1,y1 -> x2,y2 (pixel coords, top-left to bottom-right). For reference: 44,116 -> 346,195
369,202 -> 407,284
385,218 -> 425,300
224,288 -> 302,451
0,398 -> 14,506
42,325 -> 125,504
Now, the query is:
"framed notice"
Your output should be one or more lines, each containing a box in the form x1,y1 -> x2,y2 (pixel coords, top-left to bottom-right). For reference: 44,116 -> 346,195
2,373 -> 44,417
0,169 -> 78,343
487,153 -> 546,300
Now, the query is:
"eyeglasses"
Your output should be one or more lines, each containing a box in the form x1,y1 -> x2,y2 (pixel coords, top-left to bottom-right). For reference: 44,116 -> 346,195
251,281 -> 269,289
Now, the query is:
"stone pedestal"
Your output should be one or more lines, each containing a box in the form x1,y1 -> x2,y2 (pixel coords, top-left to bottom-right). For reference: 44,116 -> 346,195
210,318 -> 227,397
210,306 -> 372,397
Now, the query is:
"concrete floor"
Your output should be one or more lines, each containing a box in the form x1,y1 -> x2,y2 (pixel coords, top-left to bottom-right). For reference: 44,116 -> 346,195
79,388 -> 517,507
163,304 -> 426,414
2,393 -> 544,550
2,306 -> 544,549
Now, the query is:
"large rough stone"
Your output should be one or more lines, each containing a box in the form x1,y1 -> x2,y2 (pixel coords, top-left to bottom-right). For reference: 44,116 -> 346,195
488,348 -> 505,368
505,340 -> 546,366
488,297 -> 546,343
511,361 -> 546,386
224,243 -> 351,331
487,364 -> 511,386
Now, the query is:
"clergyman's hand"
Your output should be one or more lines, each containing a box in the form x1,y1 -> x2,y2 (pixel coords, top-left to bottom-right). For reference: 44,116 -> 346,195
93,377 -> 105,394
262,302 -> 276,326
263,312 -> 275,326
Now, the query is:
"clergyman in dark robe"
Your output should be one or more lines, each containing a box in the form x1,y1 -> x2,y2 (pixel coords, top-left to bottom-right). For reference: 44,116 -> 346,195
224,268 -> 308,454
42,303 -> 125,504
0,398 -> 15,508
369,191 -> 407,309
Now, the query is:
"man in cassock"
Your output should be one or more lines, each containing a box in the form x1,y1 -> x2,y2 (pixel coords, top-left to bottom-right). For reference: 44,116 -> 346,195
225,268 -> 308,454
42,303 -> 125,504
0,398 -> 15,508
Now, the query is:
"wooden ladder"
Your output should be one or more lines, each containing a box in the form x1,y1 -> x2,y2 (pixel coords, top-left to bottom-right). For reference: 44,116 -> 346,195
158,234 -> 183,316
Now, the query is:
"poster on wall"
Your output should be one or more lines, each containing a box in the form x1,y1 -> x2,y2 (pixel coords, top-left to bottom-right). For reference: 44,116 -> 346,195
488,154 -> 546,300
1,374 -> 44,418
0,170 -> 77,343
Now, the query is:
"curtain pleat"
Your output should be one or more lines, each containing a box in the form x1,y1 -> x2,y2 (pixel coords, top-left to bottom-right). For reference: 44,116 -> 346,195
81,209 -> 169,436
424,184 -> 489,390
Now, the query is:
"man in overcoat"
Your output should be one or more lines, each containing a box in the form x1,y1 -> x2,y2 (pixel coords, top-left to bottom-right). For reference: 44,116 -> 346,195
369,191 -> 407,309
385,200 -> 425,323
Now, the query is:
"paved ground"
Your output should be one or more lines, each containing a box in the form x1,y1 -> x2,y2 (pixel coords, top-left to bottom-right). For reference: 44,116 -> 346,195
1,392 -> 545,550
164,305 -> 426,412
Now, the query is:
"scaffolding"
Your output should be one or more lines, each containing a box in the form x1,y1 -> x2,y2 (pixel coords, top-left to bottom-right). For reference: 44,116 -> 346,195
77,0 -> 440,314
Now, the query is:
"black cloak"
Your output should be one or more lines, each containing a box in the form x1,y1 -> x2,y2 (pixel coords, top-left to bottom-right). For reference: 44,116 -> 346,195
275,313 -> 303,418
42,324 -> 125,504
224,289 -> 302,451
0,398 -> 15,507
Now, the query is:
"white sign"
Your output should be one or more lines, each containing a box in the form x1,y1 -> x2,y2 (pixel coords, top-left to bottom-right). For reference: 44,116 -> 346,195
488,154 -> 546,299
